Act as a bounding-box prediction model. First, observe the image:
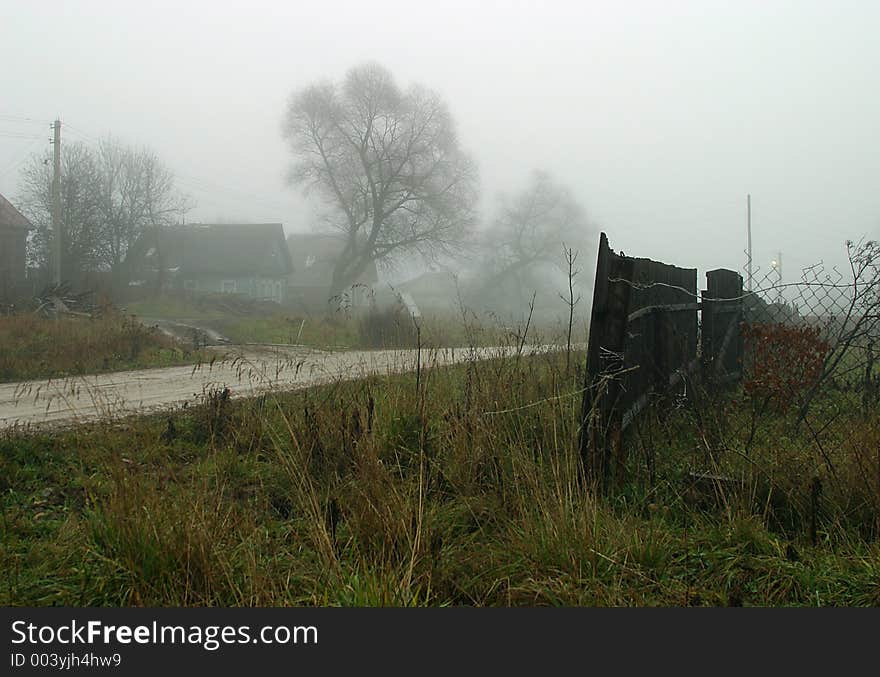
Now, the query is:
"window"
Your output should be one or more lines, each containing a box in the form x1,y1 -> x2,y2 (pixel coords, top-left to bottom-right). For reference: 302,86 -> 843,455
221,280 -> 236,294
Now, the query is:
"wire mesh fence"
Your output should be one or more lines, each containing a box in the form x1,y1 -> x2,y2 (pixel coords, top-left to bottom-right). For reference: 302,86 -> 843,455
741,240 -> 880,423
711,240 -> 880,533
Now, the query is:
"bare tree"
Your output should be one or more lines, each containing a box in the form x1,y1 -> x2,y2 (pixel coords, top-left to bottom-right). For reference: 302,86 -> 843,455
18,138 -> 190,285
18,142 -> 104,280
478,170 -> 594,311
282,62 -> 479,297
96,138 -> 191,278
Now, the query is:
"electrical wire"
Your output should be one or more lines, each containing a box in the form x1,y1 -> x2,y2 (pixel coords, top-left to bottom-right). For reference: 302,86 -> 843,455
0,137 -> 46,178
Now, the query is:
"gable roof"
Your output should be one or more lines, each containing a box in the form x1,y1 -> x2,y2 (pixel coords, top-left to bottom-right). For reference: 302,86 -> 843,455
0,193 -> 32,230
287,233 -> 379,287
129,223 -> 292,277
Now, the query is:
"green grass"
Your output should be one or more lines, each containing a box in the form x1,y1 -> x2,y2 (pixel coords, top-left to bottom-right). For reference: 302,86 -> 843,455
0,312 -> 205,383
125,295 -> 226,320
126,291 -> 564,350
2,347 -> 878,607
215,314 -> 361,347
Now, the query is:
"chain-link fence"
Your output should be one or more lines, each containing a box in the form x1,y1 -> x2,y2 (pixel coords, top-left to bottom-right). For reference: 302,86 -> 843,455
741,240 -> 880,421
725,240 -> 880,532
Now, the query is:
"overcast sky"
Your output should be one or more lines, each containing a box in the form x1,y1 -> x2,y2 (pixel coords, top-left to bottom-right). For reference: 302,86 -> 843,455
1,0 -> 877,284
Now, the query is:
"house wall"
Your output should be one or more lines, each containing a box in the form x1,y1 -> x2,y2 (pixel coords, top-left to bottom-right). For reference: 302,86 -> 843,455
178,275 -> 288,303
0,227 -> 27,301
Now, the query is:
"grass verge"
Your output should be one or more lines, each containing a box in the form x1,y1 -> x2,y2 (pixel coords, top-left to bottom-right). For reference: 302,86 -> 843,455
2,349 -> 877,606
0,312 -> 204,383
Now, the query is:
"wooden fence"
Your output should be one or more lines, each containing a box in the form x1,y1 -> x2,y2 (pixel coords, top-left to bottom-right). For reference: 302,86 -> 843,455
580,233 -> 743,486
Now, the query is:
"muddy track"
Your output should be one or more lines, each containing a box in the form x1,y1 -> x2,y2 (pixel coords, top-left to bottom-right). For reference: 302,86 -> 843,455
137,316 -> 232,346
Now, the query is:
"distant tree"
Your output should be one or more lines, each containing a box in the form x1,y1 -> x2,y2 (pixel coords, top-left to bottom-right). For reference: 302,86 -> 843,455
478,170 -> 595,311
95,138 -> 191,277
19,141 -> 104,278
282,62 -> 479,297
18,138 -> 190,284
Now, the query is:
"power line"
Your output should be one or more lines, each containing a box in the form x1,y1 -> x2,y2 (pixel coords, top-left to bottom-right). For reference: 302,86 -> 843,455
174,174 -> 291,215
0,137 -> 45,178
64,119 -> 293,212
0,130 -> 46,140
63,123 -> 100,144
0,113 -> 48,126
17,116 -> 295,219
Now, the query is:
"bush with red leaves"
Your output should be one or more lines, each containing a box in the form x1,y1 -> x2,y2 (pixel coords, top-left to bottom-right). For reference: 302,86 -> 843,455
742,322 -> 830,409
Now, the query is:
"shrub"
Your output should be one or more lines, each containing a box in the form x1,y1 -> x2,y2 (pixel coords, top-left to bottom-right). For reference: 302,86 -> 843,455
742,322 -> 830,410
357,303 -> 418,349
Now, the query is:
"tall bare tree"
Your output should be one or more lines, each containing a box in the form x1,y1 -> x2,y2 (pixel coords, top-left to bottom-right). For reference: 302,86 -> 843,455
282,62 -> 479,296
18,138 -> 190,285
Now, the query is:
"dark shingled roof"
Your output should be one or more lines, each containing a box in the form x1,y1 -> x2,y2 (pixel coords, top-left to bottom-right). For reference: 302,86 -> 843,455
129,223 -> 292,277
0,193 -> 32,229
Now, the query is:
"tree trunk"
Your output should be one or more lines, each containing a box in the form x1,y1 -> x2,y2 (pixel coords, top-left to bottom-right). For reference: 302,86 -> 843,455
329,250 -> 372,302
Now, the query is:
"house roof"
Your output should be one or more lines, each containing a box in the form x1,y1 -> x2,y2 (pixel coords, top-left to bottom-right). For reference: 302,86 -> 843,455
128,223 -> 292,277
287,233 -> 379,287
0,193 -> 32,230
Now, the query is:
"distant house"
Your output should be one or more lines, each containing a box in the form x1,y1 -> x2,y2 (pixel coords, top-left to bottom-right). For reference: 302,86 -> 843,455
396,270 -> 462,313
286,233 -> 379,310
127,223 -> 292,303
0,193 -> 32,301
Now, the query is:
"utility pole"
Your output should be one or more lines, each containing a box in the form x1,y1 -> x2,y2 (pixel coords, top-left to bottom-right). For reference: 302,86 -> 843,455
51,119 -> 62,286
776,251 -> 783,303
746,193 -> 752,292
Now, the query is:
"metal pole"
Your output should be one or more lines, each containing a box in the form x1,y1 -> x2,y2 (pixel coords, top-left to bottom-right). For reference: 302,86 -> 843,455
777,251 -> 783,302
746,194 -> 752,292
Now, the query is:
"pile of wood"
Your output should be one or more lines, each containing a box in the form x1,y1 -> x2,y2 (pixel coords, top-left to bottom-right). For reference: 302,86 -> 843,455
33,282 -> 102,318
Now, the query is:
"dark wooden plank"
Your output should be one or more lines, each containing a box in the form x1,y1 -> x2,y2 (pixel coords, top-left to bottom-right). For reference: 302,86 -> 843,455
702,269 -> 744,381
581,233 -> 699,489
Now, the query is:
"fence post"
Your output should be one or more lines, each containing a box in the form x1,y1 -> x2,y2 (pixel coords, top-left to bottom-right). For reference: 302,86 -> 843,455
701,269 -> 744,383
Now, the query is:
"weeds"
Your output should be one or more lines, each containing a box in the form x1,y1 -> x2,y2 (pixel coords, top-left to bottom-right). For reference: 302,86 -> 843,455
0,311 -> 200,382
1,324 -> 878,606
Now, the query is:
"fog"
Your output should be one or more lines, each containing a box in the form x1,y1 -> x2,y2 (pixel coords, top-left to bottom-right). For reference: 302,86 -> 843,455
2,0 -> 878,288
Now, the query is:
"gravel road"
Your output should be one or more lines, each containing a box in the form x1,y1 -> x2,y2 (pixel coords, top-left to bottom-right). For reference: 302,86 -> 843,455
0,344 -> 554,431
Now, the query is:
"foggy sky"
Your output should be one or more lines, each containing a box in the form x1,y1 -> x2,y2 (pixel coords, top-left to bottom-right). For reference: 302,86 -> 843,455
1,0 -> 878,284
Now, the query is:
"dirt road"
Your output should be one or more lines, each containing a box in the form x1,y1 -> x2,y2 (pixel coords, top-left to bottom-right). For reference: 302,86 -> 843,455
0,344 -> 554,431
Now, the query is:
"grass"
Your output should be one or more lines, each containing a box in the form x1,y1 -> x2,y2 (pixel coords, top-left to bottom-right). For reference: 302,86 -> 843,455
124,295 -> 226,320
0,312 -> 204,383
126,291 -> 555,350
215,314 -> 361,348
2,343 -> 879,607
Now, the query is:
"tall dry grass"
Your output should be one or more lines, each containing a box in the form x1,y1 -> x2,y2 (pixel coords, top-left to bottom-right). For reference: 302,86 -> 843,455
0,311 -> 199,382
2,328 -> 879,607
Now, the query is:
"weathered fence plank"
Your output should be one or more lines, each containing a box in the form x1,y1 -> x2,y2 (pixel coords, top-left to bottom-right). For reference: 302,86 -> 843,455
580,233 -> 700,488
701,269 -> 744,381
580,233 -> 634,484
